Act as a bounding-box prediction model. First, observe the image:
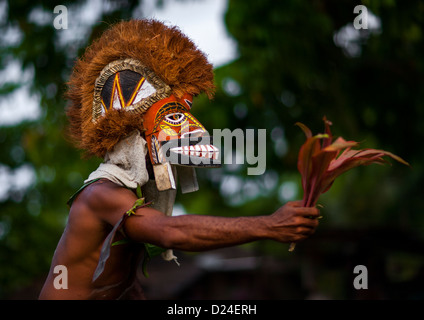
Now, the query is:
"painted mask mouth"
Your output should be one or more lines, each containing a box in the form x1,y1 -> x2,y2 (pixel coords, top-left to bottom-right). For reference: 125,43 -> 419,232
170,144 -> 219,160
160,136 -> 221,167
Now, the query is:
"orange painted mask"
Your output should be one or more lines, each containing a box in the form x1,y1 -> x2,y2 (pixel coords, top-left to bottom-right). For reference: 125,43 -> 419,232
143,93 -> 220,168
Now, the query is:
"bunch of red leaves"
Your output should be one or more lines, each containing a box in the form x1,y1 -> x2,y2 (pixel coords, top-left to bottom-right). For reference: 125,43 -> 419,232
289,117 -> 409,251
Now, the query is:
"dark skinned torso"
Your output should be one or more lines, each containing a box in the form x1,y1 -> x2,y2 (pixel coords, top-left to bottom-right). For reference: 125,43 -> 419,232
39,179 -> 146,300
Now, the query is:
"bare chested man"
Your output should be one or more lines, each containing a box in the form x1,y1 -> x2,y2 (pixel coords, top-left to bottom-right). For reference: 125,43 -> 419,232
39,19 -> 319,300
39,179 -> 319,299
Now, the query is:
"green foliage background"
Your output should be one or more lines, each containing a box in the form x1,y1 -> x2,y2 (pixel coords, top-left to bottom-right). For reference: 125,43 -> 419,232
0,0 -> 423,298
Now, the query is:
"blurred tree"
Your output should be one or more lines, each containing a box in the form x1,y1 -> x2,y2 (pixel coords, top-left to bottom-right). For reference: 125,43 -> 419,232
191,0 -> 424,267
0,0 -> 423,298
193,0 -> 423,226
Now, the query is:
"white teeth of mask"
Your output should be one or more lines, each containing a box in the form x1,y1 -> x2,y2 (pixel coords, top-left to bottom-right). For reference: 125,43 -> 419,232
170,145 -> 219,159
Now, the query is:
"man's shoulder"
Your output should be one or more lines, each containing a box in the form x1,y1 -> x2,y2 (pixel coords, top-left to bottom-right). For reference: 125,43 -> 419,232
86,178 -> 126,192
78,179 -> 137,212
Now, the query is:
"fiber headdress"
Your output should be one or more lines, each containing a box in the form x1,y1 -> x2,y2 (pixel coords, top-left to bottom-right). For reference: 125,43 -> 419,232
66,19 -> 215,159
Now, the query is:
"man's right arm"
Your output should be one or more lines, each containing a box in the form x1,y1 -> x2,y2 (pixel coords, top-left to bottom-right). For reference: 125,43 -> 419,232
123,201 -> 320,252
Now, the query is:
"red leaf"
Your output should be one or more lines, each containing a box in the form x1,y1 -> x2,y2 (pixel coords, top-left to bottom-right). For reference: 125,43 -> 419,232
296,118 -> 409,208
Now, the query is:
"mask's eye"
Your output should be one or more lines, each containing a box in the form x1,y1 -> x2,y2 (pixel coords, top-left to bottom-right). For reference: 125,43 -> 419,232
101,70 -> 156,112
92,58 -> 172,121
164,112 -> 186,125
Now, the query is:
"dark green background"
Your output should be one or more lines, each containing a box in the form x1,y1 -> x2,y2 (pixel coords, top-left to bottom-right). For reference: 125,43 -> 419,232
0,0 -> 423,299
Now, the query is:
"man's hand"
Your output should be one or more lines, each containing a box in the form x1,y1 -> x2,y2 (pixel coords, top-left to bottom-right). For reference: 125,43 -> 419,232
266,201 -> 320,243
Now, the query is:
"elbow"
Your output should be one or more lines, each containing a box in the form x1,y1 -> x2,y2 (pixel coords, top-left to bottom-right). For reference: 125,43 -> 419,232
125,221 -> 183,250
155,226 -> 186,250
123,214 -> 187,250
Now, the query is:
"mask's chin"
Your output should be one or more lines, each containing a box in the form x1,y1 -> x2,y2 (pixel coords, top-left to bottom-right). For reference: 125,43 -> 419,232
159,136 -> 221,167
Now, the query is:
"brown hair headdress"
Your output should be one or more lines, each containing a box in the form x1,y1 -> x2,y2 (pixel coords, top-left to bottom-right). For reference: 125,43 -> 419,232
66,19 -> 215,158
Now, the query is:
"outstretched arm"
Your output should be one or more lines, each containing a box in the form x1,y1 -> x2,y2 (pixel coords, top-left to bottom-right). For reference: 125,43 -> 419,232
123,201 -> 320,252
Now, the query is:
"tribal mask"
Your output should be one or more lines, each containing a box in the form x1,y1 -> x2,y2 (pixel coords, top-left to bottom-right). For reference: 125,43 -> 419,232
67,20 -> 221,191
91,58 -> 220,190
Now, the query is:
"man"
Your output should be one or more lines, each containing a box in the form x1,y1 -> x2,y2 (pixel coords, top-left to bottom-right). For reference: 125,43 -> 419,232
39,19 -> 319,300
